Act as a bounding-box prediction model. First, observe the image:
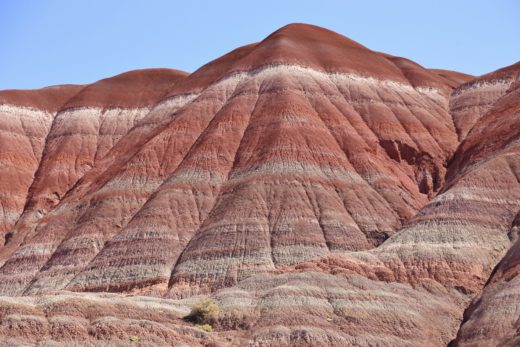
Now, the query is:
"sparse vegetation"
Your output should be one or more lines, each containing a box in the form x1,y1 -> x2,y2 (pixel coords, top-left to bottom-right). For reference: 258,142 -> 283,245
129,335 -> 139,342
195,324 -> 213,332
185,298 -> 220,324
217,309 -> 252,330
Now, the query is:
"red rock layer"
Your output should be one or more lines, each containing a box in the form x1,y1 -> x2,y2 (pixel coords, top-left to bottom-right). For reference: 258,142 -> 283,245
449,62 -> 520,141
0,24 -> 463,299
195,61 -> 520,346
0,85 -> 84,112
0,85 -> 83,239
1,23 -> 519,347
165,27 -> 459,296
5,69 -> 187,260
429,69 -> 474,89
0,292 -> 238,346
445,67 -> 520,347
213,271 -> 462,346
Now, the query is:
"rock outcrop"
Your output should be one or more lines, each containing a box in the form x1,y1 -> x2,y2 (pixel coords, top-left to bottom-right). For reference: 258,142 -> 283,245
0,85 -> 83,241
0,23 -> 518,346
446,64 -> 520,347
0,69 -> 187,266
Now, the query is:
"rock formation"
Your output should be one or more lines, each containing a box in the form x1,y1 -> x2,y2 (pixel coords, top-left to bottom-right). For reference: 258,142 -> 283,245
0,84 -> 83,240
0,23 -> 518,346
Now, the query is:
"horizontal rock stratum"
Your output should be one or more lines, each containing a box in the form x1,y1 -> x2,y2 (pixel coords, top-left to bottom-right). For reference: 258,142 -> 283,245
0,23 -> 518,346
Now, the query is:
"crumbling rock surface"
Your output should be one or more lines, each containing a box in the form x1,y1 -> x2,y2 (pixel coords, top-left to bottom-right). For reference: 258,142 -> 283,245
0,23 -> 518,346
0,84 -> 83,239
443,68 -> 520,347
0,292 -> 237,346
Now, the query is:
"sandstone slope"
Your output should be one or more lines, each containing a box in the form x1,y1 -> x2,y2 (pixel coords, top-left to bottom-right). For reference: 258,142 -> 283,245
446,64 -> 520,347
201,59 -> 520,347
0,68 -> 188,265
1,24 -> 461,298
0,85 -> 83,240
0,23 -> 519,347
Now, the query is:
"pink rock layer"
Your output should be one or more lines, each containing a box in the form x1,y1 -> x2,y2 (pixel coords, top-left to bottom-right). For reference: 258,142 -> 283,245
0,69 -> 187,265
1,23 -> 519,346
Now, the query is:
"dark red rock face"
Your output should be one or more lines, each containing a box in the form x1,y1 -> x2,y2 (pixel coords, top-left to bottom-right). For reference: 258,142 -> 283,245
0,23 -> 518,346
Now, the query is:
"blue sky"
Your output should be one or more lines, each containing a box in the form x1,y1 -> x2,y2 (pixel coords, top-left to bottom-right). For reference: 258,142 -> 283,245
1,0 -> 519,89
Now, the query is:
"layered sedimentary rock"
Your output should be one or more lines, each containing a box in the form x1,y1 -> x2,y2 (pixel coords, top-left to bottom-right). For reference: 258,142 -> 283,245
0,23 -> 519,346
0,24 -> 465,299
0,292 -> 236,346
202,62 -> 520,346
0,69 -> 188,266
0,85 -> 83,239
446,66 -> 520,347
449,62 -> 519,140
24,68 -> 188,219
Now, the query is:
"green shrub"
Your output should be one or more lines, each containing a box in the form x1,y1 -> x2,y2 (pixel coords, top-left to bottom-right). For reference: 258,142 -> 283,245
195,324 -> 213,332
185,298 -> 220,324
129,335 -> 139,342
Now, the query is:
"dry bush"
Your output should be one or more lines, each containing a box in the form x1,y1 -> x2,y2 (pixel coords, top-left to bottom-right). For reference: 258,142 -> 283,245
195,324 -> 213,332
185,298 -> 220,324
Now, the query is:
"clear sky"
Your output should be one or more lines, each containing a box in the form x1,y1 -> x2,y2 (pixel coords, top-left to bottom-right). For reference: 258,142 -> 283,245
1,0 -> 519,89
